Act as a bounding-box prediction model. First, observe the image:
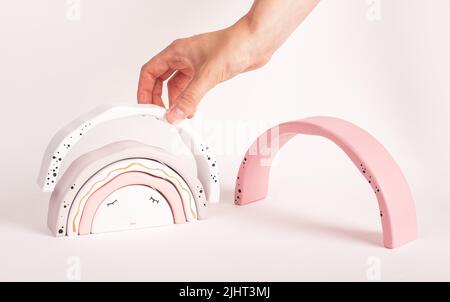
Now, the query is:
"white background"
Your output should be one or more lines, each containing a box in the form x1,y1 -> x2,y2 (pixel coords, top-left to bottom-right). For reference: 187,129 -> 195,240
0,0 -> 449,281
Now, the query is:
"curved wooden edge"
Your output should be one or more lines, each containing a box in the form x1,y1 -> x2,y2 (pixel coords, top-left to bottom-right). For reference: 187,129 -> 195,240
37,104 -> 220,203
234,117 -> 418,249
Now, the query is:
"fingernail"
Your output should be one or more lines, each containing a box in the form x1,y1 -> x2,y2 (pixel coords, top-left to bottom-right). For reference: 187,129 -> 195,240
166,106 -> 186,124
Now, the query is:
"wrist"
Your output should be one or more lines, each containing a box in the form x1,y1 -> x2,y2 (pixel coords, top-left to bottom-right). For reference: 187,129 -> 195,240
229,14 -> 275,71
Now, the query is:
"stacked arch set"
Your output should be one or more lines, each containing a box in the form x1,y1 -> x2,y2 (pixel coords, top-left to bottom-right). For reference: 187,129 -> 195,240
38,105 -> 220,236
38,105 -> 417,249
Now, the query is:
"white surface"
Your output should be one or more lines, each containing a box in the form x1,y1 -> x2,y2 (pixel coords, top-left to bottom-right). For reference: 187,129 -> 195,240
0,0 -> 449,281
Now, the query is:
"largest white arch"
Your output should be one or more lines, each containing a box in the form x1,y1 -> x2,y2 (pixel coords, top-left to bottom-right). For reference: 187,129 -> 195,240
37,104 -> 220,203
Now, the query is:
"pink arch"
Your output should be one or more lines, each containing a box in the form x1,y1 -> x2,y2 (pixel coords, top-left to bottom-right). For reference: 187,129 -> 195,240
79,171 -> 186,235
234,117 -> 417,249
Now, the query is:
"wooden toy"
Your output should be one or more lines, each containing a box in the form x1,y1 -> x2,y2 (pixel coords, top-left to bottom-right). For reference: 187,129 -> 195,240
234,117 -> 418,249
38,104 -> 219,236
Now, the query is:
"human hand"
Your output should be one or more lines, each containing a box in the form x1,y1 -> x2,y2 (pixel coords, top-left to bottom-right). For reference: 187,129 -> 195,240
137,0 -> 319,124
137,21 -> 269,123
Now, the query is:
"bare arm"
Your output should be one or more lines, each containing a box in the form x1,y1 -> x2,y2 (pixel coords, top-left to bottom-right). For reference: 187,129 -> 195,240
137,0 -> 320,123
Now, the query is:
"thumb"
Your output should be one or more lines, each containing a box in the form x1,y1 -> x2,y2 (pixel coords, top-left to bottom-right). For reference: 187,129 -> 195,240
166,72 -> 212,124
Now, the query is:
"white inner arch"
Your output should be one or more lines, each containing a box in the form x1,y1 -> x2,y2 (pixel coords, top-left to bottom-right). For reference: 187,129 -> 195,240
91,185 -> 173,234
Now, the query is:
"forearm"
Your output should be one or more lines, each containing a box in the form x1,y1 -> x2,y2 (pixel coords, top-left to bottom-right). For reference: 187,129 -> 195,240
233,0 -> 320,69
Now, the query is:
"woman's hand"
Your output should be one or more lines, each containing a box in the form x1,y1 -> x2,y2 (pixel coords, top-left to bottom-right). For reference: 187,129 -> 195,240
137,0 -> 320,124
137,19 -> 269,124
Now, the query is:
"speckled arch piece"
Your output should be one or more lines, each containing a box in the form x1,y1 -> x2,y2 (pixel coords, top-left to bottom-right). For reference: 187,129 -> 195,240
234,117 -> 418,249
37,104 -> 220,203
48,140 -> 208,236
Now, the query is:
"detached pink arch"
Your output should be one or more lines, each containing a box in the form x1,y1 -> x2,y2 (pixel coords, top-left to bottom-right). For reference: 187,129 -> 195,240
234,117 -> 417,249
79,171 -> 186,235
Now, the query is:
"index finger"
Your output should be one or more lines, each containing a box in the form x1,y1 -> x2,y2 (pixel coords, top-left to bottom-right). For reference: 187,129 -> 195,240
137,50 -> 172,105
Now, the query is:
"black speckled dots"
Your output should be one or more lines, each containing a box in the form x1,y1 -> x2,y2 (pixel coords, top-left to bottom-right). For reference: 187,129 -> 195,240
360,163 -> 381,195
